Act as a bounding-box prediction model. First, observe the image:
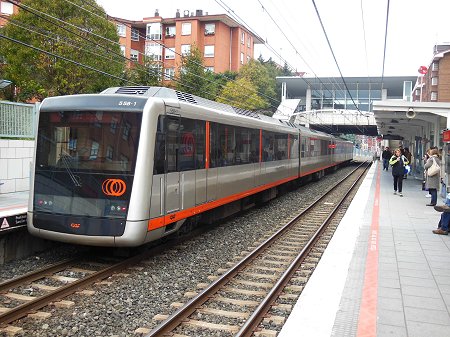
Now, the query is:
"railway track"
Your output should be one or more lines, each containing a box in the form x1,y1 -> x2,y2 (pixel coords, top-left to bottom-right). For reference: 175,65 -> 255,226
0,244 -> 175,332
145,162 -> 370,337
0,162 -> 368,336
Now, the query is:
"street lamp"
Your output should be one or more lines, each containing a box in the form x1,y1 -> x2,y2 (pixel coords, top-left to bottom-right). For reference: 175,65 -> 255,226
0,79 -> 12,89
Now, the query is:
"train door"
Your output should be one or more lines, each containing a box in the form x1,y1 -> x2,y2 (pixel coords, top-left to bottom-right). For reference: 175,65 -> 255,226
165,116 -> 181,213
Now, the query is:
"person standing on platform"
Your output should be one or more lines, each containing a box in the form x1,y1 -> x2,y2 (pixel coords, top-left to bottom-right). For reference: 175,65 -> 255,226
381,146 -> 392,171
389,148 -> 409,197
424,148 -> 441,206
403,147 -> 412,179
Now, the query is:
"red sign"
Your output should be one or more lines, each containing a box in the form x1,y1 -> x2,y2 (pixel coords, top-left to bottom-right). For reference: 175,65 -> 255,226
443,130 -> 450,142
328,144 -> 336,149
418,66 -> 428,74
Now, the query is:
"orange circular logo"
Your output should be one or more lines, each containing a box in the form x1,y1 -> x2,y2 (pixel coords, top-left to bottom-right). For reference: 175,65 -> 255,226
102,179 -> 127,197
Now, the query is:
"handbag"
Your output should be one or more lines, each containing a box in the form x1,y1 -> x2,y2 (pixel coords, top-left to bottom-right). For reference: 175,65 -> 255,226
427,157 -> 440,176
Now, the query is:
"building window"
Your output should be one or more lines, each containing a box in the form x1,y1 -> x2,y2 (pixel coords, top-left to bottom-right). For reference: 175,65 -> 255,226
116,24 -> 126,37
205,23 -> 215,35
106,146 -> 113,161
0,1 -> 13,14
130,49 -> 139,62
247,36 -> 251,48
241,32 -> 245,44
146,23 -> 162,40
240,52 -> 244,64
165,26 -> 176,37
204,45 -> 214,58
432,62 -> 439,71
431,77 -> 438,85
145,42 -> 162,61
122,122 -> 131,140
247,56 -> 250,63
205,67 -> 214,73
164,68 -> 175,80
415,89 -> 420,96
120,45 -> 126,56
131,28 -> 139,41
182,22 -> 191,35
181,44 -> 191,56
90,141 -> 99,160
431,92 -> 437,101
110,118 -> 118,134
165,47 -> 175,59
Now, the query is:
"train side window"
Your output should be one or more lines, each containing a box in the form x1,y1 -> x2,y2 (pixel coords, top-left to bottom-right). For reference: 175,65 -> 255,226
166,117 -> 180,173
262,131 -> 275,162
209,122 -> 218,168
154,116 -> 165,175
218,123 -> 235,166
235,127 -> 249,164
178,118 -> 196,171
275,133 -> 288,160
195,120 -> 205,169
310,139 -> 316,157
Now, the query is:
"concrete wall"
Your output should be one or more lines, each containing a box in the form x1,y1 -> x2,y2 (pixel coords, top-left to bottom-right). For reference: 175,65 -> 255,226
0,139 -> 34,194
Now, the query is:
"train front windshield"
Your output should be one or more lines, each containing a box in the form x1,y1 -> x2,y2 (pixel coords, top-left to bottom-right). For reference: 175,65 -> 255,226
33,110 -> 142,219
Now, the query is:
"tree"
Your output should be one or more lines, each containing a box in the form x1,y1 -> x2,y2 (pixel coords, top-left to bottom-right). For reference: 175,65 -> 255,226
237,59 -> 278,111
175,46 -> 209,97
217,77 -> 266,110
124,55 -> 160,87
0,0 -> 124,101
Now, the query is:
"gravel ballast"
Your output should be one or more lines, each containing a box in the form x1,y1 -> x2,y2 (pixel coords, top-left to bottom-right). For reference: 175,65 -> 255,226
0,165 -> 357,337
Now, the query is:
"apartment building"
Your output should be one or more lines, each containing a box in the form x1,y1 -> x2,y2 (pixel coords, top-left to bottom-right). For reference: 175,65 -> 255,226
0,0 -> 19,28
413,44 -> 450,102
111,9 -> 264,80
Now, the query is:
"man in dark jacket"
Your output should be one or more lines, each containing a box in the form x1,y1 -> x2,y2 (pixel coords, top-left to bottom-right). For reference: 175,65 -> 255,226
381,147 -> 392,171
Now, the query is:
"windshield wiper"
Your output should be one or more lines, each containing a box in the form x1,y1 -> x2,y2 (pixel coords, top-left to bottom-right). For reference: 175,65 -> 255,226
59,152 -> 82,187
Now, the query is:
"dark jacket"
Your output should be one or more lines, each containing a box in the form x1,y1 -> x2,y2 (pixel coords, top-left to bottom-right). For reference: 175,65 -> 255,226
382,150 -> 392,160
389,154 -> 409,176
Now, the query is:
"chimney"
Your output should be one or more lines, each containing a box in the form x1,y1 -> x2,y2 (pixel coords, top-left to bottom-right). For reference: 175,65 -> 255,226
183,10 -> 189,17
176,9 -> 180,18
155,9 -> 159,16
196,9 -> 203,16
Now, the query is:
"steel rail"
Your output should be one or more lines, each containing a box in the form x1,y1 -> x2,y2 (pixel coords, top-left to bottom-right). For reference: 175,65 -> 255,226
0,250 -> 155,325
0,258 -> 80,293
235,162 -> 370,336
145,161 -> 370,337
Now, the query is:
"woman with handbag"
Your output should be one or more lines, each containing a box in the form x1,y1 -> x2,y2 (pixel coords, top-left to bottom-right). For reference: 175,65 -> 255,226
389,148 -> 409,197
424,148 -> 441,206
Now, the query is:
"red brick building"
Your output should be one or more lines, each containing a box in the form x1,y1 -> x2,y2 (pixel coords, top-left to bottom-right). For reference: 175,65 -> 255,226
413,44 -> 450,102
0,0 -> 19,27
110,9 -> 264,80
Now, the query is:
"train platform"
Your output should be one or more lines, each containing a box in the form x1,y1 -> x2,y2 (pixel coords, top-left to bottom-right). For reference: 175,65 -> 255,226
0,191 -> 28,233
279,161 -> 450,337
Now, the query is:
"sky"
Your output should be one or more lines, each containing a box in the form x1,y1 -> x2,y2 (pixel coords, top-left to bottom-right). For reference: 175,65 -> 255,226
96,0 -> 450,78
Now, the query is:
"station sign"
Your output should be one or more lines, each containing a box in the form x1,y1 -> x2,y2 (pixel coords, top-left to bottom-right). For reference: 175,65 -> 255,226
443,130 -> 450,143
0,213 -> 27,232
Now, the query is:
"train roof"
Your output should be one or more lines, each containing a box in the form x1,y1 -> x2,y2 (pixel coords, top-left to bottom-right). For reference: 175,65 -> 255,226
102,86 -> 345,139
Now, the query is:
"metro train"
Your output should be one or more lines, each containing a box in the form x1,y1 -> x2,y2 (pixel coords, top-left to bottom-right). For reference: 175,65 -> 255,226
27,86 -> 354,247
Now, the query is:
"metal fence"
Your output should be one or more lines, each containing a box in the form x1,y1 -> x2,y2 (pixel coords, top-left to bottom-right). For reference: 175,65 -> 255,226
0,101 -> 38,138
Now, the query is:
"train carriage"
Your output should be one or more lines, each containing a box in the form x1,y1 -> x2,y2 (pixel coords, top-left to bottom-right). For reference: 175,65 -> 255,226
27,86 -> 353,247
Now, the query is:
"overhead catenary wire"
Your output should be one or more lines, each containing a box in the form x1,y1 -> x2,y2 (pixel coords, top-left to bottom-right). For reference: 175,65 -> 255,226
0,33 -> 138,85
380,0 -> 390,88
3,0 -> 335,131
